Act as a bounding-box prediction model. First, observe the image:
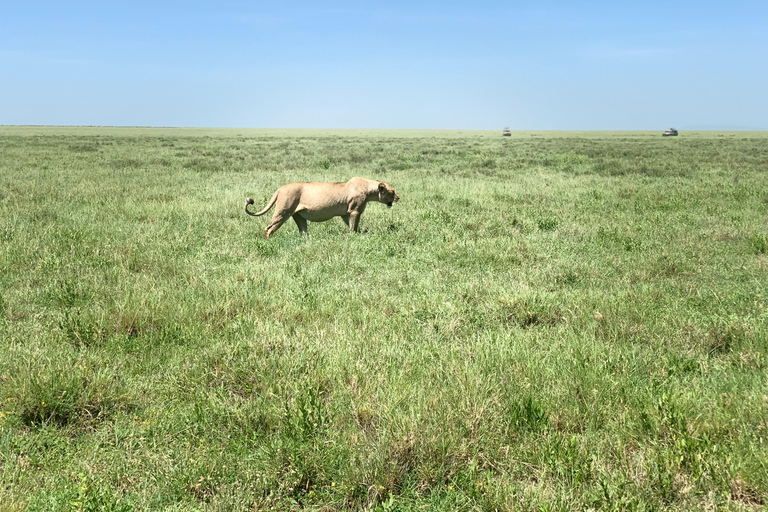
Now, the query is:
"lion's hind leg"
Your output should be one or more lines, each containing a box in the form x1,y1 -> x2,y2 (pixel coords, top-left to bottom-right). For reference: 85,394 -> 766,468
264,211 -> 290,238
292,214 -> 308,235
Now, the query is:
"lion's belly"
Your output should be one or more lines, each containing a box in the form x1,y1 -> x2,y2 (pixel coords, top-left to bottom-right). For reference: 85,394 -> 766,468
296,203 -> 348,222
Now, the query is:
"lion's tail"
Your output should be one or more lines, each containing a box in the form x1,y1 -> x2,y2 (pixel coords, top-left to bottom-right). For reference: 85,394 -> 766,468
245,191 -> 278,217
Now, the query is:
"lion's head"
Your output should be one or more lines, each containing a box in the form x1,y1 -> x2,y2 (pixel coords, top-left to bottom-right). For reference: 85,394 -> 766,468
378,181 -> 400,208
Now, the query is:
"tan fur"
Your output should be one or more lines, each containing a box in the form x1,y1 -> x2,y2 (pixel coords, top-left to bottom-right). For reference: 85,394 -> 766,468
245,177 -> 399,238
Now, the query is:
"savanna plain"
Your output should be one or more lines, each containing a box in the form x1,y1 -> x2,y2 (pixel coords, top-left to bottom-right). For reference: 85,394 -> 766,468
0,127 -> 767,511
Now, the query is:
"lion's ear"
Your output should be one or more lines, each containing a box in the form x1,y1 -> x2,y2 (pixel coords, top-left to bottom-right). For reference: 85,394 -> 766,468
378,182 -> 385,191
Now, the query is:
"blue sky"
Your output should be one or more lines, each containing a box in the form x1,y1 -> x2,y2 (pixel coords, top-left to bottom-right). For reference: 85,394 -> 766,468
1,1 -> 766,129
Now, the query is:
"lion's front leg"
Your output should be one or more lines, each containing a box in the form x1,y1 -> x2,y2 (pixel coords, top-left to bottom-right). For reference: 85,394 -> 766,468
348,211 -> 361,232
347,202 -> 366,233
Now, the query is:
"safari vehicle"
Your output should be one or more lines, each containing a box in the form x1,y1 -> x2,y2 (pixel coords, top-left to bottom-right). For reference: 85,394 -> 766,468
502,127 -> 511,136
662,128 -> 678,136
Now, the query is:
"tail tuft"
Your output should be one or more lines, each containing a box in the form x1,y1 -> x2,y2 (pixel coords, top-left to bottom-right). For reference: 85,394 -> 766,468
245,190 -> 279,217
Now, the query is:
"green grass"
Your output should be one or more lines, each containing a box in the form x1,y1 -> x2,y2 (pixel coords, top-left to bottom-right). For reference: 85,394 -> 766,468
1,127 -> 767,511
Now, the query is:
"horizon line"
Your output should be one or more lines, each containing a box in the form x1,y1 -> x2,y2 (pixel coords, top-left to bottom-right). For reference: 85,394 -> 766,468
2,125 -> 766,132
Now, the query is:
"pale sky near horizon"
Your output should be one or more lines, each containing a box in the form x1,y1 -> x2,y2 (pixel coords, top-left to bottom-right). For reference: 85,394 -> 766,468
2,1 -> 766,130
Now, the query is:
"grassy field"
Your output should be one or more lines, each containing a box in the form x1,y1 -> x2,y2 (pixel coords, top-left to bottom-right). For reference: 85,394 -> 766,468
0,127 -> 767,511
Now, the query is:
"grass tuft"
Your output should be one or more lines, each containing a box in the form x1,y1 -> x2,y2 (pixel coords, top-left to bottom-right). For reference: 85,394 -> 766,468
748,233 -> 768,254
14,361 -> 131,428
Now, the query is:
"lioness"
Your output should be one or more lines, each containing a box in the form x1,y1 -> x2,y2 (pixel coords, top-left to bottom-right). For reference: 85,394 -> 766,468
245,177 -> 399,238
